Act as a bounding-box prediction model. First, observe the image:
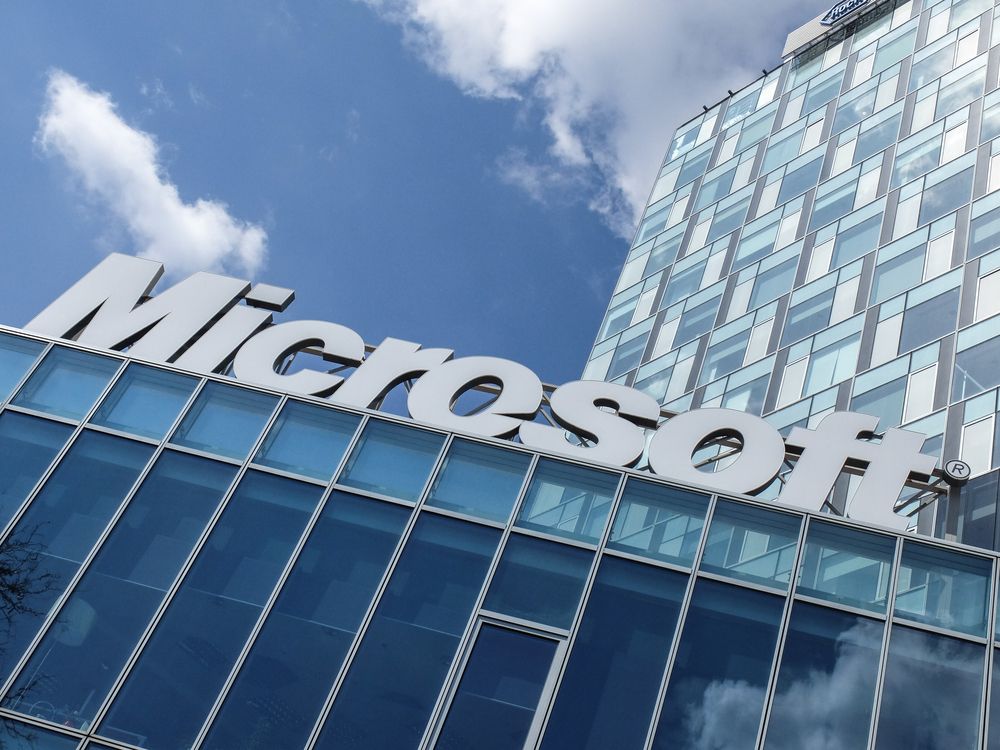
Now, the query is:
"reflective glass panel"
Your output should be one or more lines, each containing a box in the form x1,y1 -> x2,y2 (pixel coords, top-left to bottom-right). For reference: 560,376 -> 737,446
894,541 -> 991,636
988,649 -> 1000,750
98,472 -> 322,749
796,521 -> 895,612
90,364 -> 197,440
651,579 -> 785,750
874,626 -> 984,750
338,420 -> 444,501
426,439 -> 532,522
763,603 -> 883,750
254,401 -> 361,480
2,452 -> 237,729
202,492 -> 409,749
0,432 -> 152,679
0,334 -> 44,401
0,719 -> 78,749
170,381 -> 277,460
483,534 -> 592,628
541,557 -> 687,750
516,459 -> 619,543
13,347 -> 119,420
314,515 -> 500,750
0,412 -> 72,532
700,500 -> 801,589
608,479 -> 708,565
436,626 -> 557,750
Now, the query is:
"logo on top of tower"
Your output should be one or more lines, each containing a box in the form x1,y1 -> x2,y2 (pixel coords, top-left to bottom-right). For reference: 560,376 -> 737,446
820,0 -> 873,26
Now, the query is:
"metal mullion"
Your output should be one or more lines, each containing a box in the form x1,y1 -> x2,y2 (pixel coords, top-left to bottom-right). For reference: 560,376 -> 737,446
0,379 -> 210,705
866,535 -> 905,749
0,705 -> 85,743
415,452 -> 542,750
80,423 -> 161,446
420,504 -> 507,529
527,471 -> 630,749
754,515 -> 814,749
502,523 -> 600,551
189,412 -> 376,750
601,546 -> 694,575
1,404 -> 79,426
83,393 -> 289,738
888,615 -> 989,643
0,355 -> 129,556
791,592 -> 889,620
301,430 -> 459,750
980,560 -> 999,748
641,495 -> 721,750
328,482 -> 425,508
694,569 -> 792,595
244,461 -> 329,487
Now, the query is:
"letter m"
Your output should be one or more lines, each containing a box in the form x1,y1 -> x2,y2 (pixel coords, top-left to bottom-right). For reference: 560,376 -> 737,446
26,253 -> 249,363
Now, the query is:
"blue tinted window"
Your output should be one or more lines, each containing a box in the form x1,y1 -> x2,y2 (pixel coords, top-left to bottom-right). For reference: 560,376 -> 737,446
609,479 -> 708,565
437,626 -> 557,750
764,603 -> 883,750
98,472 -> 322,749
338,420 -> 444,501
0,719 -> 78,749
797,521 -> 895,613
894,542 -> 992,636
91,364 -> 197,439
781,287 -> 835,346
918,165 -> 973,227
987,650 -> 1000,750
2,452 -> 236,729
700,500 -> 801,589
874,626 -> 984,750
426,439 -> 531,522
254,401 -> 361,480
0,412 -> 72,531
652,579 -> 784,750
201,492 -> 411,750
0,432 -> 151,679
541,557 -> 686,750
484,534 -> 592,628
314,515 -> 500,750
899,288 -> 959,353
516,459 -> 619,543
171,382 -> 278,460
13,347 -> 119,420
0,334 -> 44,401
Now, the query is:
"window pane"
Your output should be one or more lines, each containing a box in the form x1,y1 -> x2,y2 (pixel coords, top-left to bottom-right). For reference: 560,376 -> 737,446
0,719 -> 79,749
874,626 -> 983,750
541,557 -> 687,750
851,377 -> 906,432
608,479 -> 708,565
2,452 -> 237,729
651,579 -> 785,750
918,166 -> 973,226
764,604 -> 883,750
700,500 -> 801,589
781,288 -> 835,346
437,626 -> 557,750
254,401 -> 361,480
899,289 -> 959,352
426,439 -> 532,522
516,459 -> 619,543
797,521 -> 895,612
13,347 -> 119,420
987,649 -> 1000,750
171,382 -> 277,460
338,420 -> 444,501
0,432 -> 152,680
201,492 -> 411,750
0,413 -> 72,532
0,334 -> 44,402
91,364 -> 198,440
954,334 -> 1000,401
484,534 -> 591,628
98,472 -> 323,749
894,541 -> 992,636
314,515 -> 500,750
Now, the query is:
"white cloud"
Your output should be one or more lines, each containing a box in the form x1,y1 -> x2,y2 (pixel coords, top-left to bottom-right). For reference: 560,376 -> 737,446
37,70 -> 267,278
358,0 -> 829,235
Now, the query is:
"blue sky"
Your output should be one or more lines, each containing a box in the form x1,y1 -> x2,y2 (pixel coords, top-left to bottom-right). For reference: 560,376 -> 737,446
0,0 -> 826,384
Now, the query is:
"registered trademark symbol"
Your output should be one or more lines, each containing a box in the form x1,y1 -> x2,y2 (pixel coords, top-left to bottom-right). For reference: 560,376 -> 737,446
943,459 -> 972,486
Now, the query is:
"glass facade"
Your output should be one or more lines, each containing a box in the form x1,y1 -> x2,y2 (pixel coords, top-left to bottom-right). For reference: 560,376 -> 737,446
586,0 -> 1000,548
0,333 -> 995,749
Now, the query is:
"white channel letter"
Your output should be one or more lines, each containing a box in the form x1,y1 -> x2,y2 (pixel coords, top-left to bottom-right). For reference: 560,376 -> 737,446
27,253 -> 249,362
647,408 -> 786,494
332,338 -> 453,409
231,320 -> 365,396
782,411 -> 937,530
519,381 -> 659,467
407,356 -> 542,438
